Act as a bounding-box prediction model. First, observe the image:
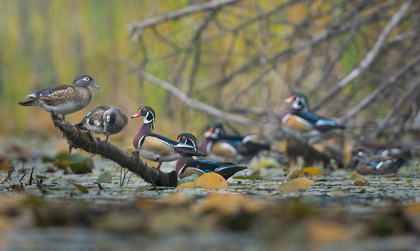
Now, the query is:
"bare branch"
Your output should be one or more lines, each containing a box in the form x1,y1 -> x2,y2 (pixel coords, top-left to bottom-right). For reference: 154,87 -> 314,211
122,58 -> 255,126
128,0 -> 238,40
312,0 -> 413,111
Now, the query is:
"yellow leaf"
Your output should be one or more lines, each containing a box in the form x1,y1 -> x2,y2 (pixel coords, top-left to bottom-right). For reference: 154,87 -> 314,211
193,194 -> 265,216
194,173 -> 228,189
176,182 -> 195,189
278,139 -> 287,151
0,158 -> 10,171
299,167 -> 324,176
279,178 -> 314,191
350,171 -> 367,180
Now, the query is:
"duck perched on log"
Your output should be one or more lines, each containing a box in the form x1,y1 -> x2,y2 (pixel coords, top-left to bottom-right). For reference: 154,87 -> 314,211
279,92 -> 345,137
198,122 -> 270,163
131,106 -> 206,170
176,133 -> 247,180
18,74 -> 99,120
76,105 -> 128,142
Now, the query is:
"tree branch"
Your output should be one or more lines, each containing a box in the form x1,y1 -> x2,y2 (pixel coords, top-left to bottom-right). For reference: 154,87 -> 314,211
121,58 -> 255,126
128,0 -> 238,40
51,112 -> 178,187
311,0 -> 413,111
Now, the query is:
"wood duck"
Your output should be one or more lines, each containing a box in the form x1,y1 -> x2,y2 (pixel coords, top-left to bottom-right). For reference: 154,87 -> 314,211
18,74 -> 100,120
76,105 -> 128,141
349,148 -> 406,175
131,106 -> 206,170
279,92 -> 345,137
176,133 -> 247,181
198,122 -> 270,163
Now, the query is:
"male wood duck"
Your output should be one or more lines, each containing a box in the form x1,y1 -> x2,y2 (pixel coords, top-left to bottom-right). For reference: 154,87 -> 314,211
349,148 -> 405,175
18,74 -> 99,120
131,106 -> 206,170
198,122 -> 270,163
76,105 -> 128,141
279,92 -> 345,137
176,133 -> 247,181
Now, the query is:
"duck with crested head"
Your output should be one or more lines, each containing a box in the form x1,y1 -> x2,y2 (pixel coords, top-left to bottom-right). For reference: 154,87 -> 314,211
279,92 -> 345,137
131,106 -> 206,170
77,105 -> 128,142
18,74 -> 100,120
176,133 -> 247,181
198,122 -> 270,163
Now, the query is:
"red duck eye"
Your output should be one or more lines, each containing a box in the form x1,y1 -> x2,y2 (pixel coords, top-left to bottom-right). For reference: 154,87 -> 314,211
182,136 -> 185,139
142,108 -> 146,111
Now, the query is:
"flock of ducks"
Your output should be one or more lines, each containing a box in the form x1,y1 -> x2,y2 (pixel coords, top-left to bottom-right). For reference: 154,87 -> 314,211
18,74 -> 420,180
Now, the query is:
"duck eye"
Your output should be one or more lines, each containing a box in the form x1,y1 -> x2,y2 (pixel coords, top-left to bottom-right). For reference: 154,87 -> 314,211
84,77 -> 90,81
182,136 -> 185,139
107,116 -> 110,121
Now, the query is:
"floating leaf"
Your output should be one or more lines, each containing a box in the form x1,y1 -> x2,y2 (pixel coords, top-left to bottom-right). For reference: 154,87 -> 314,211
299,167 -> 324,176
68,180 -> 89,193
35,175 -> 48,180
233,175 -> 265,180
194,173 -> 228,189
252,157 -> 281,169
0,158 -> 10,171
97,171 -> 112,183
279,177 -> 314,191
68,163 -> 92,174
354,180 -> 366,186
176,182 -> 195,189
0,169 -> 13,184
55,159 -> 72,170
51,178 -> 67,184
350,171 -> 367,180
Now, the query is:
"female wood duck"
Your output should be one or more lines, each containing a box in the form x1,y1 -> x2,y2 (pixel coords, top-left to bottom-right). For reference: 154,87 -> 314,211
198,122 -> 270,163
131,106 -> 206,170
77,105 -> 128,141
176,133 -> 247,181
349,148 -> 405,175
18,74 -> 100,120
279,92 -> 345,137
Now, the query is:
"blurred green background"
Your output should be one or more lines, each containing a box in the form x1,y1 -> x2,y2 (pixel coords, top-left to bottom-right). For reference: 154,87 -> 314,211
0,0 -> 211,143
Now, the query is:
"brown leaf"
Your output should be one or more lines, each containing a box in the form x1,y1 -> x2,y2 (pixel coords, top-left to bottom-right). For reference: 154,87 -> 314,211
286,163 -> 300,180
0,158 -> 10,171
350,171 -> 367,180
354,180 -> 366,186
279,178 -> 314,191
176,182 -> 195,189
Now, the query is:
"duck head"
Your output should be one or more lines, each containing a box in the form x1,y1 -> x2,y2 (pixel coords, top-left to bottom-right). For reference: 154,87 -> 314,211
285,92 -> 309,111
73,74 -> 100,88
131,106 -> 156,129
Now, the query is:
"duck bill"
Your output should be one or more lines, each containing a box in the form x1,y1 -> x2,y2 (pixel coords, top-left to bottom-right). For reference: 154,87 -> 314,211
90,82 -> 100,89
285,96 -> 294,103
131,112 -> 141,119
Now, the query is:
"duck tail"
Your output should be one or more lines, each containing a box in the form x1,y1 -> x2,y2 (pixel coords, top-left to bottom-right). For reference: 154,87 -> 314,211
185,149 -> 207,157
215,165 -> 247,180
18,98 -> 37,106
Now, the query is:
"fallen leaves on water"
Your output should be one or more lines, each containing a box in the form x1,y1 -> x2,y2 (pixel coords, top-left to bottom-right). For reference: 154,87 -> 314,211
67,180 -> 89,193
176,173 -> 228,189
354,180 -> 366,186
97,171 -> 112,183
299,167 -> 324,177
279,177 -> 314,191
